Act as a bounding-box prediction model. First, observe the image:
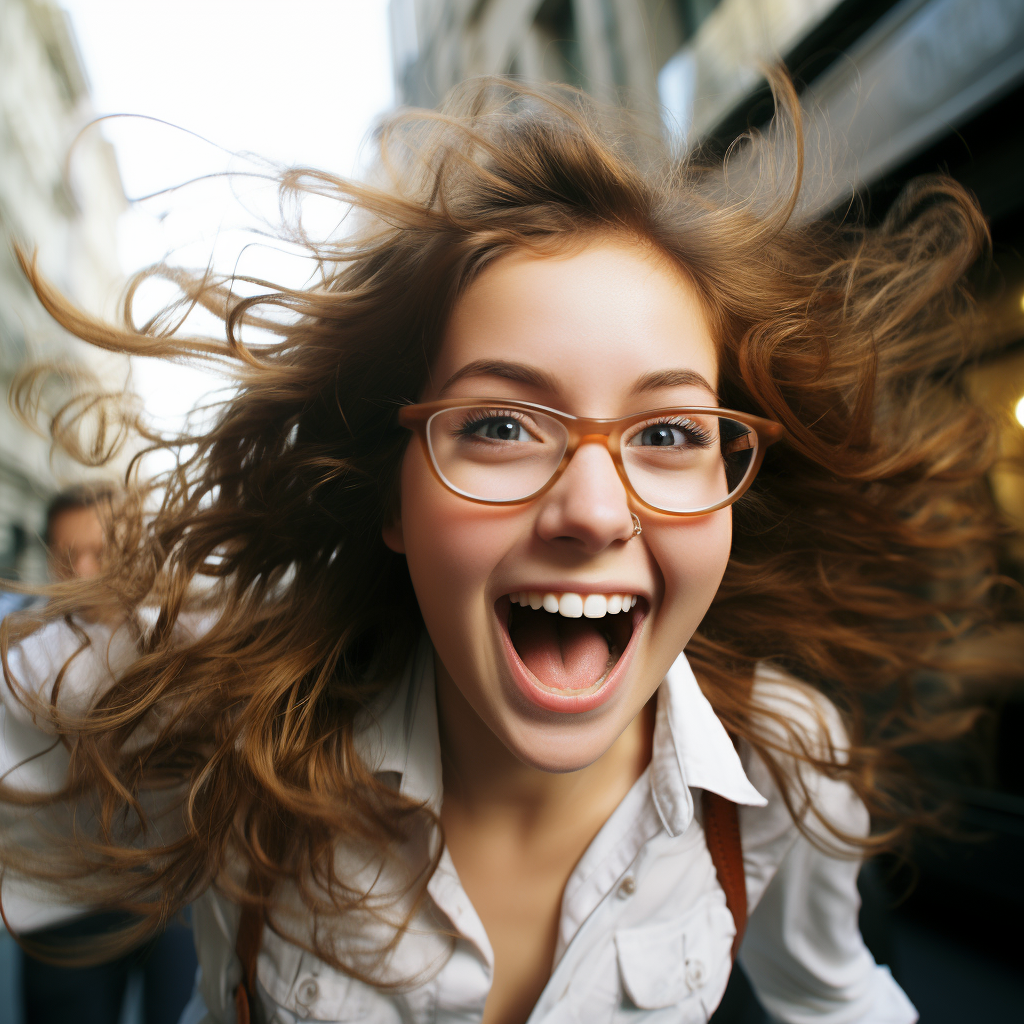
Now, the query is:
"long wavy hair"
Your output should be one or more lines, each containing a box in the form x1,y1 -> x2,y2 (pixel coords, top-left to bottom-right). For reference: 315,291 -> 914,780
1,74 -> 1017,970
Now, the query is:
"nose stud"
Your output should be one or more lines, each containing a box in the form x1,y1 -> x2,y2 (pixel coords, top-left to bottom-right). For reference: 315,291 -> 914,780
631,513 -> 642,538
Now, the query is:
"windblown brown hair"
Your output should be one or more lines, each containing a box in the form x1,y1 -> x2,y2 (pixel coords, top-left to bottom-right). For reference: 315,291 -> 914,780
1,75 -> 1017,971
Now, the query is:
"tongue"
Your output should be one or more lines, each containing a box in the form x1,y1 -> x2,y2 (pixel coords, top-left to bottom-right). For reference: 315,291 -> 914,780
511,611 -> 612,690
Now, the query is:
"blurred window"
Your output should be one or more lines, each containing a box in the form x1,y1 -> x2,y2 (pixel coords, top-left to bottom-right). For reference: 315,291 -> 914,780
534,0 -> 583,88
673,0 -> 724,39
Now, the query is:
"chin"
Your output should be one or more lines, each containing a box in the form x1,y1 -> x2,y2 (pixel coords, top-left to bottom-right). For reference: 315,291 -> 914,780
499,718 -> 627,774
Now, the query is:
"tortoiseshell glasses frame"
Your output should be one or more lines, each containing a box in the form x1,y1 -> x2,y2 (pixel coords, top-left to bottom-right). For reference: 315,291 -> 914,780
398,398 -> 784,517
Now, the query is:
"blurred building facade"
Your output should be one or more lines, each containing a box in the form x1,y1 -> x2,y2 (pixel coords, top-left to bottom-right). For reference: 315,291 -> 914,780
391,0 -> 858,126
0,0 -> 127,584
392,0 -> 1023,214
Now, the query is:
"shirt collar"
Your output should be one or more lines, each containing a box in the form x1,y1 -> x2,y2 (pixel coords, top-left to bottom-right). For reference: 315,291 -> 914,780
650,651 -> 767,837
353,633 -> 443,814
353,638 -> 766,835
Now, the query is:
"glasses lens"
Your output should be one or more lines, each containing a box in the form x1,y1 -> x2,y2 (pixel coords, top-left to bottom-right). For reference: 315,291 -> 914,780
427,405 -> 568,502
621,413 -> 757,513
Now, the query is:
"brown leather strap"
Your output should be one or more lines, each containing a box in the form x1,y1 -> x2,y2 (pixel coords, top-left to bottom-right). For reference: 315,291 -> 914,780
701,789 -> 747,961
234,977 -> 251,1024
234,900 -> 264,1024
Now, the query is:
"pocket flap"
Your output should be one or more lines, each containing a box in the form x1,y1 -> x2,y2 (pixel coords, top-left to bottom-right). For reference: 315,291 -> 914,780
614,901 -> 735,1012
615,916 -> 690,1009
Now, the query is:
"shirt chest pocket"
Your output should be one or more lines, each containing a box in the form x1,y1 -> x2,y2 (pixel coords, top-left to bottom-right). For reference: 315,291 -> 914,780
613,902 -> 735,1023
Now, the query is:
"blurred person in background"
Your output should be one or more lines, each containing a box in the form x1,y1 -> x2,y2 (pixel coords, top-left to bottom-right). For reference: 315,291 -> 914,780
0,486 -> 110,621
14,485 -> 198,1024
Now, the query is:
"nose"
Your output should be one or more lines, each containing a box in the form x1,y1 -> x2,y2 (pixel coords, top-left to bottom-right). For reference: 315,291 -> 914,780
73,549 -> 102,579
534,439 -> 635,553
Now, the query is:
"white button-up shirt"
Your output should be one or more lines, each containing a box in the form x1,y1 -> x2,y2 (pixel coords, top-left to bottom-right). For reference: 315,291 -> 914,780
2,623 -> 917,1023
187,638 -> 916,1024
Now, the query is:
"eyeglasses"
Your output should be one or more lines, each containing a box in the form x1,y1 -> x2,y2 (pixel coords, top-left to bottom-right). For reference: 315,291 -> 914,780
398,399 -> 783,516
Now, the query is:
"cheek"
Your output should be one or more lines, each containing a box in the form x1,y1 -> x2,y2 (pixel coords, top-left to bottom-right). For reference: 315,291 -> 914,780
397,448 -> 517,614
652,509 -> 732,615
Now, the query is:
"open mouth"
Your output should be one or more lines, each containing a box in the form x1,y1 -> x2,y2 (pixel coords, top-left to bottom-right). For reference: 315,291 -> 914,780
497,590 -> 647,712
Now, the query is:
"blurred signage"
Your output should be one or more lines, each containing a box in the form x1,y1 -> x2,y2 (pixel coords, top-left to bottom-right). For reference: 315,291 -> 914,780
660,0 -> 1024,211
805,0 -> 1024,209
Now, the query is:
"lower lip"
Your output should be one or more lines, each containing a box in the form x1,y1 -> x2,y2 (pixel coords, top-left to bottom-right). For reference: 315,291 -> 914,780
496,599 -> 648,714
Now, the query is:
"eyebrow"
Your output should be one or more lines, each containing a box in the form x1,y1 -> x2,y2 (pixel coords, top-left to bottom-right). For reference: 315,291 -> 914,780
439,359 -> 562,396
439,359 -> 719,402
629,368 -> 719,401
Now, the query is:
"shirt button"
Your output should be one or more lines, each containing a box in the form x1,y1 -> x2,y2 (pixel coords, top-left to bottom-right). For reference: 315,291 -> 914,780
616,875 -> 636,898
685,958 -> 707,990
295,976 -> 319,1009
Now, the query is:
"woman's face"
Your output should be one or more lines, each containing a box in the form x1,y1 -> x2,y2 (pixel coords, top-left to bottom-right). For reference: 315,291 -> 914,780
384,238 -> 732,772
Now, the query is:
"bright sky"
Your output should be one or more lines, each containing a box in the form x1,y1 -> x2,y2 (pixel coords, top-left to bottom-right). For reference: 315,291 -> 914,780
58,0 -> 396,438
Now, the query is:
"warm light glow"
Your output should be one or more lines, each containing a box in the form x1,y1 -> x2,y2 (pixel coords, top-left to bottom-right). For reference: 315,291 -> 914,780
1016,395 -> 1024,427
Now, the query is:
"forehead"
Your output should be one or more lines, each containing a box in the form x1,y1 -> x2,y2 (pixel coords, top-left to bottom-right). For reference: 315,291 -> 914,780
431,238 -> 719,412
48,505 -> 103,546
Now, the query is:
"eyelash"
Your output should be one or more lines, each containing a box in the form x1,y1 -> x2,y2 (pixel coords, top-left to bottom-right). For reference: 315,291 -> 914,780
628,416 -> 714,447
453,408 -> 531,436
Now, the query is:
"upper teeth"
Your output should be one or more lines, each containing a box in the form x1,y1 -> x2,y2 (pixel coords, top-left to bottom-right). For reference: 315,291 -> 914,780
509,591 -> 638,618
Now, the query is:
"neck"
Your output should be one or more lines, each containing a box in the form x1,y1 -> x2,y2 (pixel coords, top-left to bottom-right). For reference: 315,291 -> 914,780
434,653 -> 655,832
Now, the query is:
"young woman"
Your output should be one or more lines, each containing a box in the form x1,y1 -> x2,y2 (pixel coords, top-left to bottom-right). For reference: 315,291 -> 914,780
0,77 -> 1010,1024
